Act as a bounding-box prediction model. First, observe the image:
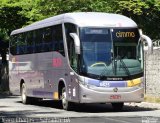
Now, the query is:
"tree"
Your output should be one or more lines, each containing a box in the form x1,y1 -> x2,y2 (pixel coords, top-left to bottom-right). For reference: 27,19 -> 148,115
34,0 -> 160,39
116,0 -> 160,39
0,0 -> 160,40
0,0 -> 28,91
35,0 -> 116,17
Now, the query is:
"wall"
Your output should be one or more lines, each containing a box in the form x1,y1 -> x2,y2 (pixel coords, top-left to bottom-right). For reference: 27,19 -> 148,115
144,48 -> 160,97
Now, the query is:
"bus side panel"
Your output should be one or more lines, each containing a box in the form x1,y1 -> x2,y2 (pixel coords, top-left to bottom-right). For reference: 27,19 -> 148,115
25,52 -> 53,98
50,52 -> 67,99
34,52 -> 54,98
25,52 -> 44,98
9,53 -> 37,95
27,51 -> 67,99
9,54 -> 21,95
40,51 -> 67,100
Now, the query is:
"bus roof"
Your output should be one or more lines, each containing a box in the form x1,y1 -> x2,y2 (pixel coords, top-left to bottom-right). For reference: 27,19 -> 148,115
11,12 -> 138,35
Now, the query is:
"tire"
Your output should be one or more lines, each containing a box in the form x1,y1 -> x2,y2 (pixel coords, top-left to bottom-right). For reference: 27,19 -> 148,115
61,87 -> 72,110
21,83 -> 31,104
111,102 -> 124,111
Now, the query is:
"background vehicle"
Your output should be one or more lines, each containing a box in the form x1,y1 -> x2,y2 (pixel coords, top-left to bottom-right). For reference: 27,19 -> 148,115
9,12 -> 153,110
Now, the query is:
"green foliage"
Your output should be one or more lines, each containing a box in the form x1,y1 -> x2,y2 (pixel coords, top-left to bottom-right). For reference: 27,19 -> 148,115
0,0 -> 160,42
117,0 -> 160,39
0,0 -> 29,41
0,29 -> 9,42
117,0 -> 149,15
35,0 -> 116,17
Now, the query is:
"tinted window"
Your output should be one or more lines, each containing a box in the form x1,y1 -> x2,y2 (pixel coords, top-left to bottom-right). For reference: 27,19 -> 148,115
35,29 -> 43,53
43,27 -> 52,52
26,31 -> 34,54
53,24 -> 65,56
17,33 -> 27,54
65,23 -> 77,71
10,24 -> 65,55
10,33 -> 27,55
10,35 -> 17,55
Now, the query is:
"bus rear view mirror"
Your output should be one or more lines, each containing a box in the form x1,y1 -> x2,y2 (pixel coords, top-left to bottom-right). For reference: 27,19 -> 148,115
141,34 -> 153,54
70,33 -> 80,54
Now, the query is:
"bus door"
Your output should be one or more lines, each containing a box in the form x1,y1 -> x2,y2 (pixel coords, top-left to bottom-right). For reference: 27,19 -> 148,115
68,40 -> 79,102
64,23 -> 79,102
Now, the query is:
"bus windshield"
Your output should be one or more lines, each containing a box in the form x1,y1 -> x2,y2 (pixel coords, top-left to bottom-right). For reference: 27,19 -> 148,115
80,27 -> 143,80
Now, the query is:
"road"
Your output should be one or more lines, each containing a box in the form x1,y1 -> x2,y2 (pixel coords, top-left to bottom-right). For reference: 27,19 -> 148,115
0,95 -> 160,123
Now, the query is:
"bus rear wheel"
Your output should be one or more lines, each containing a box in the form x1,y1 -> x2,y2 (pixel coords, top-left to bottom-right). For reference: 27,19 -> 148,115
61,87 -> 72,110
111,102 -> 124,111
21,83 -> 31,104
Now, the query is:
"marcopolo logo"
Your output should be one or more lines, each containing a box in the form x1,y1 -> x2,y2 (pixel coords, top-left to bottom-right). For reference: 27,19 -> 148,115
116,31 -> 135,38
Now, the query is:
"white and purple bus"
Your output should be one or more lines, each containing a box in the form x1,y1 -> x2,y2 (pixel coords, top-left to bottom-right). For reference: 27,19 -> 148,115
9,12 -> 153,110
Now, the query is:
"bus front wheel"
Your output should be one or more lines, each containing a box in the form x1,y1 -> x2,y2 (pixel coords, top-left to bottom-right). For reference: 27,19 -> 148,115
61,87 -> 72,110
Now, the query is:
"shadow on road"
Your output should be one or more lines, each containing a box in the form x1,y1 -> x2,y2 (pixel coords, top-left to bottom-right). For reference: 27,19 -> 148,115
16,99 -> 157,113
0,94 -> 16,99
0,96 -> 159,123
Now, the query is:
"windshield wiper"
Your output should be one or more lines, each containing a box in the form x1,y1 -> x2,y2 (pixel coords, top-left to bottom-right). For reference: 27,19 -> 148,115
98,56 -> 131,80
117,57 -> 131,77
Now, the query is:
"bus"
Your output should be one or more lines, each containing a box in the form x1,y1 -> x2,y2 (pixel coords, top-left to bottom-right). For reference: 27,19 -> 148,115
9,12 -> 153,111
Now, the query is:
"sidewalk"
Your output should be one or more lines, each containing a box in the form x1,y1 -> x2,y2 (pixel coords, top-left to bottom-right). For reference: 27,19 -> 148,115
126,102 -> 160,109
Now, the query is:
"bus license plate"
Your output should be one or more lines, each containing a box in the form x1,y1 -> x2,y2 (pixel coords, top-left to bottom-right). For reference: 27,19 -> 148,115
110,95 -> 121,100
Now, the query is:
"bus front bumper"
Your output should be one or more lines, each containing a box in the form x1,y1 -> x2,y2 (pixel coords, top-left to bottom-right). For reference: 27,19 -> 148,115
79,84 -> 144,103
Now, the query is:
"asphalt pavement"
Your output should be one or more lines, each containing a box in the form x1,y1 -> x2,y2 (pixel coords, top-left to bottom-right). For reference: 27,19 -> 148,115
0,95 -> 160,123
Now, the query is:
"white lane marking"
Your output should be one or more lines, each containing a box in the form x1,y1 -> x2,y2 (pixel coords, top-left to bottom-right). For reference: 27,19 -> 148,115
105,117 -> 132,123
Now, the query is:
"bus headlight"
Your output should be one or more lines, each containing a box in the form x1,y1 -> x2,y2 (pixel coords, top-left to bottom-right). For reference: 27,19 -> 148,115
79,80 -> 97,88
79,80 -> 88,87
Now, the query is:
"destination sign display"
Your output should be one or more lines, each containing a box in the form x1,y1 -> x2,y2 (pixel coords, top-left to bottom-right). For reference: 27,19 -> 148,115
112,28 -> 140,42
84,28 -> 109,34
116,31 -> 135,38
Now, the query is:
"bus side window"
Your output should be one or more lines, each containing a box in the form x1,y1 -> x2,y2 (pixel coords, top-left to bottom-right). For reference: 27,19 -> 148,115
52,24 -> 65,56
17,33 -> 27,55
43,27 -> 52,52
64,23 -> 78,72
12,33 -> 26,55
26,31 -> 35,54
10,35 -> 17,55
35,29 -> 43,53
